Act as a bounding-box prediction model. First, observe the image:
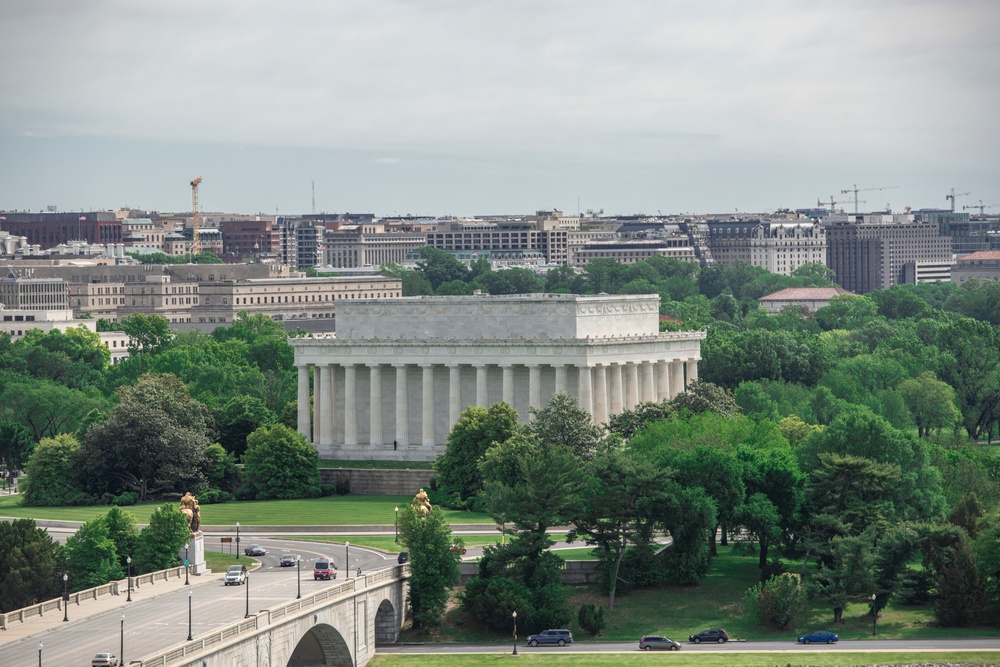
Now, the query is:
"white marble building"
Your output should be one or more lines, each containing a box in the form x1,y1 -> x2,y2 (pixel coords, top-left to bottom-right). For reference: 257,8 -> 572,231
290,294 -> 705,461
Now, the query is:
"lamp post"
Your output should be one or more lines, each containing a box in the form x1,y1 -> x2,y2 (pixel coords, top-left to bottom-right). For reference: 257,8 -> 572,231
235,522 -> 241,560
38,641 -> 42,667
871,592 -> 878,636
126,555 -> 132,602
394,506 -> 399,543
62,573 -> 69,622
345,541 -> 350,575
187,589 -> 193,641
185,545 -> 190,585
296,556 -> 302,599
512,610 -> 518,655
245,571 -> 251,618
120,612 -> 125,666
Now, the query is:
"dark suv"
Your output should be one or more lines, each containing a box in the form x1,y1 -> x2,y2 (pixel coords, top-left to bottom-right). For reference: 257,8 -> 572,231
639,635 -> 681,650
689,628 -> 728,644
527,629 -> 573,647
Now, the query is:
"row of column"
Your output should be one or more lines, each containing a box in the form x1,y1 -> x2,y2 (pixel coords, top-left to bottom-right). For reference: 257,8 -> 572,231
296,358 -> 698,449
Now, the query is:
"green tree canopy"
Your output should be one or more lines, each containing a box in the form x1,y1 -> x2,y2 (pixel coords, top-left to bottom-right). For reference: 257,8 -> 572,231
0,519 -> 64,612
0,420 -> 34,485
398,502 -> 461,629
434,403 -> 520,504
21,433 -> 84,506
242,423 -> 320,499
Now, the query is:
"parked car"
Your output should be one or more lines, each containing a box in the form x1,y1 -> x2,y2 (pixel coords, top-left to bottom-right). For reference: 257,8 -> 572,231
92,653 -> 119,666
689,628 -> 728,644
797,630 -> 838,644
313,558 -> 336,580
397,551 -> 409,564
527,629 -> 573,647
279,554 -> 297,567
450,544 -> 467,555
639,635 -> 681,651
224,564 -> 247,585
244,544 -> 266,557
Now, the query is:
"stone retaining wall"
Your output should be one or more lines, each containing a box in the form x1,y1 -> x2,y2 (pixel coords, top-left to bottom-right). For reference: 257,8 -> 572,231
320,468 -> 434,496
458,560 -> 600,585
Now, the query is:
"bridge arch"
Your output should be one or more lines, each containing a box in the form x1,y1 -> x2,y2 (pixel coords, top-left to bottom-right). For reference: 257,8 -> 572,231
287,622 -> 353,667
374,598 -> 400,644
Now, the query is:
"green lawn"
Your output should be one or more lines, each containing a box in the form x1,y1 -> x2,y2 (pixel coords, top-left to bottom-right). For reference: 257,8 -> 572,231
319,459 -> 434,470
204,551 -> 257,572
549,547 -> 598,561
369,654 -> 1000,667
291,535 -> 505,553
0,494 -> 494,526
420,546 -> 998,643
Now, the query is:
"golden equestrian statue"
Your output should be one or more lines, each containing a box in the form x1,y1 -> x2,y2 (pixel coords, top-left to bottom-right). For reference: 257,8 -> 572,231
179,492 -> 201,533
413,488 -> 433,516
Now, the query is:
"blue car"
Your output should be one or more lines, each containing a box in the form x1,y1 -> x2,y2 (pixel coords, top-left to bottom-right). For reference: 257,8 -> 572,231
797,630 -> 838,644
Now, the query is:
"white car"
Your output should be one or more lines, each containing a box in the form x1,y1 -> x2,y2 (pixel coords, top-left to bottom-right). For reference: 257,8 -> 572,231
224,564 -> 247,585
92,654 -> 119,666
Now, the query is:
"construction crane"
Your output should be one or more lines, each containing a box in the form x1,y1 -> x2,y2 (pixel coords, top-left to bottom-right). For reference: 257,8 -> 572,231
190,177 -> 202,256
963,200 -> 996,215
817,195 -> 862,212
840,184 -> 899,214
946,188 -> 971,213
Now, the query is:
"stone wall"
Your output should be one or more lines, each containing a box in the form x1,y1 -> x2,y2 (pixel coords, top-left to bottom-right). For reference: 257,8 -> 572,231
458,560 -> 600,585
320,468 -> 434,496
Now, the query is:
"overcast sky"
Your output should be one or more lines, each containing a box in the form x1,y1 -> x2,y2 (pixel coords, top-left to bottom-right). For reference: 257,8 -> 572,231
1,0 -> 997,217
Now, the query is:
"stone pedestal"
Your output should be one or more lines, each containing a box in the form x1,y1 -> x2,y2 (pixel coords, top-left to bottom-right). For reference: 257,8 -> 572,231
188,531 -> 209,575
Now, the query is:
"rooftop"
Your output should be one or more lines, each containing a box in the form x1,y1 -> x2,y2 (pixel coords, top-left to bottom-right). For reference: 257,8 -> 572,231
759,287 -> 854,301
958,251 -> 1000,261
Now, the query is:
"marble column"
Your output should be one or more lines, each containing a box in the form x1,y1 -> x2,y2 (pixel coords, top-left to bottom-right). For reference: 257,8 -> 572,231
476,365 -> 488,407
625,361 -> 639,409
395,365 -> 409,447
313,366 -> 322,446
577,365 -> 594,418
319,364 -> 334,447
555,365 -> 568,394
671,360 -> 685,398
368,364 -> 382,447
527,365 -> 541,420
610,363 -> 624,415
642,362 -> 656,405
502,365 -> 514,406
344,364 -> 358,447
656,360 -> 671,402
422,364 -> 435,446
594,364 -> 608,425
448,364 -> 461,427
296,364 -> 310,441
686,358 -> 699,386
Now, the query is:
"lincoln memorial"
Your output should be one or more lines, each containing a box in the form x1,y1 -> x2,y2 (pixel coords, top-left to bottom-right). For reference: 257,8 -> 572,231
290,293 -> 705,461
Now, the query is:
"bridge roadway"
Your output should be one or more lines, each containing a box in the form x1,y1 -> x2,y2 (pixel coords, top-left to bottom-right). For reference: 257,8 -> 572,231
0,537 -> 397,667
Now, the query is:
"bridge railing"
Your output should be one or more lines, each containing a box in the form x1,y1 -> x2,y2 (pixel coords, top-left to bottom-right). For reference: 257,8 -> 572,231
137,565 -> 409,667
0,565 -> 188,631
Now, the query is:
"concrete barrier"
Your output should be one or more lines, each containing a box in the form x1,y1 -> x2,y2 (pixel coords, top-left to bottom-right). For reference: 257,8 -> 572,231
457,560 -> 600,584
319,468 -> 434,495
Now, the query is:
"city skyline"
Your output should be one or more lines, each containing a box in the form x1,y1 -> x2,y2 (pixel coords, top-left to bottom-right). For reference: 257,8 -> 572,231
0,1 -> 997,216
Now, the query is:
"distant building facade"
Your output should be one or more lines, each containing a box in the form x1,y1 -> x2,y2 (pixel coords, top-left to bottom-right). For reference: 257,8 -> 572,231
0,212 -> 122,249
322,223 -> 426,268
758,286 -> 854,314
707,219 -> 827,275
951,250 -> 1000,283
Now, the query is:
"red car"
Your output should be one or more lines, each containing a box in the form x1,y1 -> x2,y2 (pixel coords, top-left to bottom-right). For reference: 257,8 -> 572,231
450,544 -> 467,555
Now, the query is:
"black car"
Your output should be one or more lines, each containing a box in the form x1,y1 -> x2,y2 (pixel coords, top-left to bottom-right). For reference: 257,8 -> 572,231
244,544 -> 266,557
639,635 -> 681,651
689,628 -> 728,644
397,551 -> 409,564
279,554 -> 297,567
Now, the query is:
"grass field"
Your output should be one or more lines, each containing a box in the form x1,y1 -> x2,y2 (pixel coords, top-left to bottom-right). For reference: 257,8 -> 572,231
0,494 -> 494,526
292,534 -> 505,553
319,459 -> 434,470
369,653 -> 1000,667
419,546 -> 998,644
204,551 -> 257,572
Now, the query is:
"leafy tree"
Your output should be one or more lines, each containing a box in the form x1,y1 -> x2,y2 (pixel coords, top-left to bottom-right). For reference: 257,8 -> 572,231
65,519 -> 123,591
735,493 -> 783,576
0,420 -> 34,486
806,453 -> 901,536
78,374 -> 211,500
898,371 -> 960,438
203,443 -> 241,493
242,423 -> 320,499
434,403 -> 520,504
8,326 -> 110,389
120,313 -> 175,355
666,380 -> 739,417
398,501 -> 461,629
414,247 -> 469,290
134,503 -> 189,573
934,318 -> 1000,442
606,400 -> 674,440
947,492 -> 985,539
744,572 -> 806,630
934,532 -> 986,627
777,415 -> 822,447
577,603 -> 607,636
0,378 -> 108,441
215,394 -> 277,458
944,278 -> 1000,325
0,519 -> 64,612
527,392 -> 603,460
871,286 -> 928,320
974,522 -> 1000,608
811,529 -> 875,624
21,433 -> 85,506
461,575 -> 533,634
99,507 -> 139,569
814,294 -> 878,331
659,486 -> 716,584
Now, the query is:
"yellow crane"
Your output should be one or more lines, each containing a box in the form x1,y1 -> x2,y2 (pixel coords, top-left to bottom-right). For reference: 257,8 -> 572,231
190,177 -> 202,257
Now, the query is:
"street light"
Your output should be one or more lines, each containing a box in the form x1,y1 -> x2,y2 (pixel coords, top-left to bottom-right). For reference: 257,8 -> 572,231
245,571 -> 251,618
871,592 -> 878,636
38,641 -> 42,667
512,610 -> 518,655
296,556 -> 302,600
120,612 -> 125,666
235,522 -> 241,560
126,556 -> 132,602
62,573 -> 69,622
345,541 -> 350,575
394,506 -> 399,543
187,589 -> 193,641
185,545 -> 190,585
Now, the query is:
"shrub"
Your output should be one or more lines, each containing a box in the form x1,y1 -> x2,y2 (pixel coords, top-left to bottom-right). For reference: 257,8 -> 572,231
306,485 -> 322,498
744,572 -> 806,630
319,483 -> 337,497
577,603 -> 606,636
112,491 -> 138,506
234,483 -> 257,501
69,491 -> 99,506
333,477 -> 351,496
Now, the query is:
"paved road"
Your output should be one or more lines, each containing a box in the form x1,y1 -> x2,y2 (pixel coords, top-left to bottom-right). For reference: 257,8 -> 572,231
0,537 -> 395,667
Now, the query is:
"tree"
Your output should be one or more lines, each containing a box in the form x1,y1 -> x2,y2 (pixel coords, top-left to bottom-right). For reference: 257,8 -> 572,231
947,492 -> 985,540
0,379 -> 108,441
414,247 -> 469,290
203,443 -> 241,493
934,318 -> 1000,442
0,420 -> 34,486
606,401 -> 674,440
64,519 -> 123,592
433,403 -> 520,504
814,294 -> 878,331
527,392 -> 603,460
215,394 -> 277,458
398,501 -> 461,629
934,533 -> 986,627
944,278 -> 1000,325
898,371 -> 960,438
78,374 -> 212,501
735,493 -> 783,575
99,507 -> 140,569
120,313 -> 175,354
242,423 -> 321,499
777,415 -> 822,447
744,572 -> 806,630
134,503 -> 189,573
811,530 -> 875,624
0,519 -> 64,612
667,380 -> 739,417
20,433 -> 84,506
